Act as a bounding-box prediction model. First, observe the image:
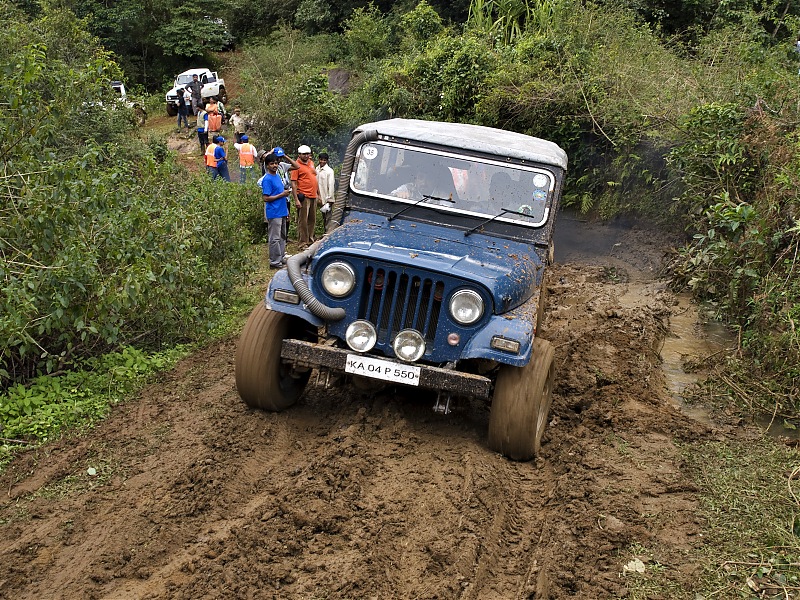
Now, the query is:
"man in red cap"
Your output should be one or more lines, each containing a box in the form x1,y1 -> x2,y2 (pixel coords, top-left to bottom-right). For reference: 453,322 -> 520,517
291,144 -> 318,248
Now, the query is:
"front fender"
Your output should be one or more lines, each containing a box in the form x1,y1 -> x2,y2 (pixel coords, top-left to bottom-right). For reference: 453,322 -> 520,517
461,294 -> 542,367
265,269 -> 324,327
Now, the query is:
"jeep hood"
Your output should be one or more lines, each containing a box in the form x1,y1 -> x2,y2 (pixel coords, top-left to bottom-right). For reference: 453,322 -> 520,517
316,216 -> 545,313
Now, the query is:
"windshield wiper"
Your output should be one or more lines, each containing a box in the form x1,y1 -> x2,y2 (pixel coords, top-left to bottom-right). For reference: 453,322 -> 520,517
464,207 -> 526,237
387,194 -> 455,222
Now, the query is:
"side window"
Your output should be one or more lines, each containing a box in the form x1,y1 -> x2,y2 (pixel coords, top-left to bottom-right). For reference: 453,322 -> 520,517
201,75 -> 208,84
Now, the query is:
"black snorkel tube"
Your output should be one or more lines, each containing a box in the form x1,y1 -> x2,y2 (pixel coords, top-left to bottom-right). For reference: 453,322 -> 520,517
285,128 -> 379,322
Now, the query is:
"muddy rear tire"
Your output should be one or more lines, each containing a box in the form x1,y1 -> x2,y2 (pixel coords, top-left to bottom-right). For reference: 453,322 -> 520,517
235,304 -> 311,411
487,338 -> 555,461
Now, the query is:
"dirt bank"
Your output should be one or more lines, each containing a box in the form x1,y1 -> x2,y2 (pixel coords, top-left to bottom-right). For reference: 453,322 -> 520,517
0,224 -> 716,599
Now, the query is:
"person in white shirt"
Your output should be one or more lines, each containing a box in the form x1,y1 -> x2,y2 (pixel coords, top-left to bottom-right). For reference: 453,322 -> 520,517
230,108 -> 246,143
316,152 -> 335,229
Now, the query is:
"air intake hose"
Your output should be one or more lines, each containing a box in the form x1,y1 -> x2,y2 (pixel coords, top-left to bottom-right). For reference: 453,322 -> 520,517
327,128 -> 379,234
286,240 -> 345,322
288,128 -> 378,322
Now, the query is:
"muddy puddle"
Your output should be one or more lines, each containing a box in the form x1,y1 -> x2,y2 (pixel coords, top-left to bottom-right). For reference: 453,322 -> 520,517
660,295 -> 734,417
554,212 -> 738,425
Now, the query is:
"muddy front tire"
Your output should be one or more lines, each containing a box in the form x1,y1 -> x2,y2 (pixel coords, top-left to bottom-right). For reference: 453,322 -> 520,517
487,338 -> 555,461
235,304 -> 311,411
165,102 -> 178,117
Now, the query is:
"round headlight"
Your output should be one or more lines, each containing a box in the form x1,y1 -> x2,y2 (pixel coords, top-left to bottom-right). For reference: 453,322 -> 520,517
321,261 -> 355,298
449,289 -> 484,325
393,329 -> 426,362
346,320 -> 377,352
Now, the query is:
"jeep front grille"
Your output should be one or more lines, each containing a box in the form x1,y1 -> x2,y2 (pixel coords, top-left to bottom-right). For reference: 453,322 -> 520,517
360,267 -> 444,345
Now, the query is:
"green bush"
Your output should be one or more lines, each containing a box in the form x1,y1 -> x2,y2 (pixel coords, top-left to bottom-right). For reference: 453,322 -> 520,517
0,6 -> 254,388
343,3 -> 390,66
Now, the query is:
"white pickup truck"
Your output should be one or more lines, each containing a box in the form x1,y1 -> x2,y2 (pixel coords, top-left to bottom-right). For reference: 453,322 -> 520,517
111,81 -> 146,126
165,68 -> 227,116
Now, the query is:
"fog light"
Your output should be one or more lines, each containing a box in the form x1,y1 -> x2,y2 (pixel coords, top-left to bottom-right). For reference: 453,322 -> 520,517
273,289 -> 300,304
490,336 -> 521,353
447,333 -> 460,346
393,329 -> 426,362
346,320 -> 377,353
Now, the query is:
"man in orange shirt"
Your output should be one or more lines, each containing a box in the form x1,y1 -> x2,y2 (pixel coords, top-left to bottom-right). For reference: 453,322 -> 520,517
290,144 -> 318,248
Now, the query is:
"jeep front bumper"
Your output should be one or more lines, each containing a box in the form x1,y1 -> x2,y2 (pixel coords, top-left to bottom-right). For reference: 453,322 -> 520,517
281,339 -> 492,398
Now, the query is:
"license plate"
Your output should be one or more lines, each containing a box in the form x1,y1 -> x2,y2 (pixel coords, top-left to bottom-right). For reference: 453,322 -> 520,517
345,354 -> 421,386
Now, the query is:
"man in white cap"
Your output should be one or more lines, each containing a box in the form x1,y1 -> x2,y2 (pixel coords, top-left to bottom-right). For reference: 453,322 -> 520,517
290,144 -> 318,248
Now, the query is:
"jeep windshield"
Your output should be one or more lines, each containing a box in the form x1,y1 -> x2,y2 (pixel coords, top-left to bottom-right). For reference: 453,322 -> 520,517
176,74 -> 197,85
351,141 -> 555,228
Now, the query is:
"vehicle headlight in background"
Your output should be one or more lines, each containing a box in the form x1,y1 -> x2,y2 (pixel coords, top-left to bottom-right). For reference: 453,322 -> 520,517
449,289 -> 484,325
346,320 -> 377,352
321,261 -> 356,297
393,329 -> 426,362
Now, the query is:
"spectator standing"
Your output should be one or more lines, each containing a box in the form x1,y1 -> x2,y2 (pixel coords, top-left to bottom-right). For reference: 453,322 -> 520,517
271,147 -> 299,247
187,74 -> 203,115
205,97 -> 222,138
204,136 -> 220,179
176,88 -> 189,131
230,108 -> 246,143
183,87 -> 193,115
217,98 -> 228,125
234,135 -> 258,184
214,137 -> 231,182
196,107 -> 209,154
290,144 -> 318,248
316,152 -> 335,230
261,152 -> 292,269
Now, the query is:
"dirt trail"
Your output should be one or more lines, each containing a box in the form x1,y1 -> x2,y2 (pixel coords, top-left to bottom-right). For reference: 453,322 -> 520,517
0,224 -> 716,599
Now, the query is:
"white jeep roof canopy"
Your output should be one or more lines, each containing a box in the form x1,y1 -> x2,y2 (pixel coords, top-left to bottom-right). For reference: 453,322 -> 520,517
354,118 -> 568,171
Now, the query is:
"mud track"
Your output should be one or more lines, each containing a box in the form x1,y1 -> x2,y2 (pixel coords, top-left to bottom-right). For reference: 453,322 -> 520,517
0,228 -> 713,599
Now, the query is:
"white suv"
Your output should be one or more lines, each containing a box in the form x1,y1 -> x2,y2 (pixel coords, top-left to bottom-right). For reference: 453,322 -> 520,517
165,68 -> 227,116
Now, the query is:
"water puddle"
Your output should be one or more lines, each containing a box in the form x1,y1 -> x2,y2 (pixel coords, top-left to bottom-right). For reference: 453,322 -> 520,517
660,295 -> 735,423
553,211 -> 738,425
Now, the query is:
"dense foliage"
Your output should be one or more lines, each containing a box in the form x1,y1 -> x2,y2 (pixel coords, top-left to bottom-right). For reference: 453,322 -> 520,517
0,3 -> 253,389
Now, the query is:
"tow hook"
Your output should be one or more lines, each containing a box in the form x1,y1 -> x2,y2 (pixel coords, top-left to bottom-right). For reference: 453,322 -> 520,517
433,393 -> 453,415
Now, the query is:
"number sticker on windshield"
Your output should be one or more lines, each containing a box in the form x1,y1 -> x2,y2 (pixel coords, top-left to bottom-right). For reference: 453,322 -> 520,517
362,145 -> 378,160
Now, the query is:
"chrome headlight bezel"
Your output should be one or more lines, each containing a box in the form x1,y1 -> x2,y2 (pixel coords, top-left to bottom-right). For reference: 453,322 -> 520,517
393,329 -> 426,362
321,261 -> 356,298
449,289 -> 484,325
345,320 -> 377,353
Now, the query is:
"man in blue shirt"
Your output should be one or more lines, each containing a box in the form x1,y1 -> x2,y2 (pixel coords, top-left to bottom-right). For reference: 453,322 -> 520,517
261,152 -> 292,268
213,137 -> 231,182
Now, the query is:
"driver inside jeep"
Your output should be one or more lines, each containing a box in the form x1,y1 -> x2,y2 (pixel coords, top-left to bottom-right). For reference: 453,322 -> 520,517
390,164 -> 459,205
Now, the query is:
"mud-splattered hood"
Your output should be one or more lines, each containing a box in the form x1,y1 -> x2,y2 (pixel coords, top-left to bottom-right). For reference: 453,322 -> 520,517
315,213 -> 544,313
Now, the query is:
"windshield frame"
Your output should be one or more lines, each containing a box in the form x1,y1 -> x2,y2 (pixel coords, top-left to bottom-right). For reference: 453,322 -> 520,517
349,141 -> 556,229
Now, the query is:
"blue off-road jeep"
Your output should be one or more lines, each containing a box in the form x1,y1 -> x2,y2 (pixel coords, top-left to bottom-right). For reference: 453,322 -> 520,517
235,119 -> 568,460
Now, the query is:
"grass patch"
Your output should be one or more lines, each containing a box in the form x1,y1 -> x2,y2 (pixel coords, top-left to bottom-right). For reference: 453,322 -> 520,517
0,242 -> 274,473
625,437 -> 800,598
0,345 -> 190,470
